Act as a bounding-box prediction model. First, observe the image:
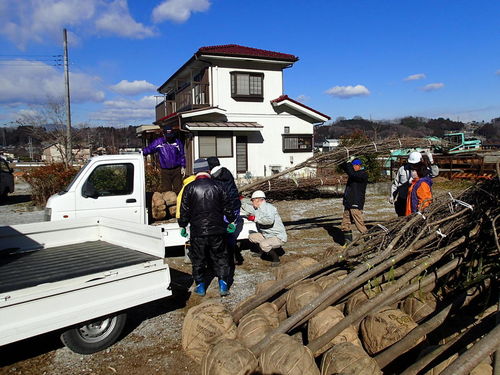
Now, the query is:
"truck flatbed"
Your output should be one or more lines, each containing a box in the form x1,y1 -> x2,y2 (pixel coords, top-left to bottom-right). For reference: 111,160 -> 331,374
0,241 -> 160,293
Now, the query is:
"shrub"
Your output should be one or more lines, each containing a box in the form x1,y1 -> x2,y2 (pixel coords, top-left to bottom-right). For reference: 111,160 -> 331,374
23,163 -> 78,206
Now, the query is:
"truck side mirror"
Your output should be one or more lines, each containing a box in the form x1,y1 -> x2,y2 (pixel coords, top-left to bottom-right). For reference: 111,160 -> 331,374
82,181 -> 99,199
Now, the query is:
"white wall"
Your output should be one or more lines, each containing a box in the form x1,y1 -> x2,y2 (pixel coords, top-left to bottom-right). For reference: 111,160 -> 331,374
190,59 -> 315,178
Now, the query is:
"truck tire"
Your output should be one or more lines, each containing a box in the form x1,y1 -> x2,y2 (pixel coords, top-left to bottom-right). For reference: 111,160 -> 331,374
60,313 -> 127,354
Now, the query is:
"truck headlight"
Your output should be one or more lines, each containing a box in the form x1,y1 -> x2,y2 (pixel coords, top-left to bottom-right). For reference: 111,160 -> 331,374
44,207 -> 52,221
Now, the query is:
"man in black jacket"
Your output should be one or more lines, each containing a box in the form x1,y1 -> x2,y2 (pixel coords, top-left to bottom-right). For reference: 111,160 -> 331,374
340,158 -> 368,245
207,157 -> 243,268
179,158 -> 235,297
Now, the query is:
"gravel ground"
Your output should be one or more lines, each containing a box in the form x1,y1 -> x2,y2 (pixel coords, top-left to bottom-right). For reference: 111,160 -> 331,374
0,179 -> 470,375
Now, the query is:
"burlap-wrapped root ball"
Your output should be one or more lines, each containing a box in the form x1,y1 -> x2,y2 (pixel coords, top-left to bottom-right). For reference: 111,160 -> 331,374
162,191 -> 177,206
255,302 -> 280,328
360,308 -> 421,355
401,293 -> 437,322
237,311 -> 275,348
201,339 -> 258,375
321,342 -> 382,375
308,306 -> 362,354
275,257 -> 319,281
152,191 -> 167,220
259,333 -> 320,375
182,300 -> 237,363
316,274 -> 341,290
286,280 -> 323,316
255,279 -> 278,295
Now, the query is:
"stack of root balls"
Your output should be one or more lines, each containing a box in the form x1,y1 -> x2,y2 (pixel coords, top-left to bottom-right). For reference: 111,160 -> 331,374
182,177 -> 499,375
151,191 -> 177,220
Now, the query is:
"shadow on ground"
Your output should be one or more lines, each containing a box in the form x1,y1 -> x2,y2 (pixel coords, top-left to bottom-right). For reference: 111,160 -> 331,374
0,194 -> 32,206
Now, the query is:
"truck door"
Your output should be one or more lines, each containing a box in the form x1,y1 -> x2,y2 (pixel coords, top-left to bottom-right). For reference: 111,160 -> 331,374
74,161 -> 143,223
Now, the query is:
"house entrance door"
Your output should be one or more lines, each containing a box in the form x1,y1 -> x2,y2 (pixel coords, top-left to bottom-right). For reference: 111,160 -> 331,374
236,136 -> 248,174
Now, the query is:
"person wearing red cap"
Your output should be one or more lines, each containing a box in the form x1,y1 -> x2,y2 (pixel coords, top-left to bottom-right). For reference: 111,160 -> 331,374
142,126 -> 186,194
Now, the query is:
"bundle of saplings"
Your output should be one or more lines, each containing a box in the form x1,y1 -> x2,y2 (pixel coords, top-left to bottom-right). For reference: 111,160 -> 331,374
183,174 -> 499,374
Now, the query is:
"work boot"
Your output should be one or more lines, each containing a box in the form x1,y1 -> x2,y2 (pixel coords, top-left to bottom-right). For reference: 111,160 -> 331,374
343,231 -> 353,247
268,248 -> 280,267
194,282 -> 206,297
218,279 -> 230,296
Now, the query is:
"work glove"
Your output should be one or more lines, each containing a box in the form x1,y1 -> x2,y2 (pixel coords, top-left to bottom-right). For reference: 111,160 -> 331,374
389,196 -> 395,205
181,167 -> 186,177
424,151 -> 434,164
180,227 -> 188,237
226,223 -> 236,233
247,215 -> 255,221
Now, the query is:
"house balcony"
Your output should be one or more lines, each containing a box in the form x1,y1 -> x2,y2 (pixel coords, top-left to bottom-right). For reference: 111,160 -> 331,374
155,83 -> 210,121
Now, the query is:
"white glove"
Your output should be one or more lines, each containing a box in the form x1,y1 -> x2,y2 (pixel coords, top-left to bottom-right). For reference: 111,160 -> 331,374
424,151 -> 434,164
181,167 -> 186,177
389,196 -> 395,205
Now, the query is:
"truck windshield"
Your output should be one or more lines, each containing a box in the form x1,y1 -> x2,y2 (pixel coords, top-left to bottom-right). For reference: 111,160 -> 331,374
59,161 -> 89,195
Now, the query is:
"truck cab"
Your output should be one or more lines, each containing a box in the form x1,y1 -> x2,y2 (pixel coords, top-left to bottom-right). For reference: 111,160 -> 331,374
45,153 -> 256,247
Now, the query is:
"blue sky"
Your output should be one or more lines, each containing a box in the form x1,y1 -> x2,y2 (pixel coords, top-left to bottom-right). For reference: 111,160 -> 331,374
0,0 -> 499,126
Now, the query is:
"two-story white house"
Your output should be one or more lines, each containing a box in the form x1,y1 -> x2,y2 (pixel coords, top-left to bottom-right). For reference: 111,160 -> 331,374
147,44 -> 330,177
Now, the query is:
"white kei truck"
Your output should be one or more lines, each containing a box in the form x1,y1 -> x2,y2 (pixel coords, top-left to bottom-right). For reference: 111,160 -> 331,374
0,153 -> 255,354
0,217 -> 171,354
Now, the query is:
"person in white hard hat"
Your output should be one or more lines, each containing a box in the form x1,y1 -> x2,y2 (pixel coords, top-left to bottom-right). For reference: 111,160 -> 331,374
390,150 -> 439,216
241,190 -> 287,266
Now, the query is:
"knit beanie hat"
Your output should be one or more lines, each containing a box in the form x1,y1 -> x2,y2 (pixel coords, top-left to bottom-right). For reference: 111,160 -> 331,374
207,156 -> 220,169
193,158 -> 210,174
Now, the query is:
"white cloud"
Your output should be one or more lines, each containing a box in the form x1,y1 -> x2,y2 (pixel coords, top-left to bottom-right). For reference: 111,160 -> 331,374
153,0 -> 211,23
0,0 -> 155,49
325,85 -> 370,99
296,94 -> 310,102
91,95 -> 156,124
110,80 -> 157,95
0,60 -> 105,104
421,83 -> 444,92
94,0 -> 156,39
404,73 -> 426,81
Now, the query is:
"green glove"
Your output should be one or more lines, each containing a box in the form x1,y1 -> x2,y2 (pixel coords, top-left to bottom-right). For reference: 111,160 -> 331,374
180,227 -> 188,237
226,223 -> 236,233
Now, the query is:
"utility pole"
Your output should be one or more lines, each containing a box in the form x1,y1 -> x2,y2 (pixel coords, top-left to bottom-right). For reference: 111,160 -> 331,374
63,28 -> 72,166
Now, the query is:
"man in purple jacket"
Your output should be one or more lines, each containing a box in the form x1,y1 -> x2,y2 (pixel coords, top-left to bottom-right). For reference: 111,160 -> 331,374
142,126 -> 186,193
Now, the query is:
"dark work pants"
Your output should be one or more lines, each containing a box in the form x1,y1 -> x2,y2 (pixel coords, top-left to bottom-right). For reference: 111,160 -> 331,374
394,197 -> 407,217
189,234 -> 229,285
160,166 -> 182,194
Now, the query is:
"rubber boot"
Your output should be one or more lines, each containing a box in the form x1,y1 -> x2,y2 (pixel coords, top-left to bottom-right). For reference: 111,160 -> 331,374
218,279 -> 230,296
194,282 -> 206,296
343,231 -> 353,247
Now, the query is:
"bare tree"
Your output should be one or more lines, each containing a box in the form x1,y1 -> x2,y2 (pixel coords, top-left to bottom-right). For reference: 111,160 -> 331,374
15,100 -> 81,167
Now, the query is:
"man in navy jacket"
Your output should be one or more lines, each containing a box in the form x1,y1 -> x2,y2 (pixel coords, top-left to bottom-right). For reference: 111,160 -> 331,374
340,158 -> 368,244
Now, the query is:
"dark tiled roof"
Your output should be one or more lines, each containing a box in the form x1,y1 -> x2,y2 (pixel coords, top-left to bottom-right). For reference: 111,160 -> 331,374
186,122 -> 263,128
197,44 -> 298,62
271,95 -> 331,120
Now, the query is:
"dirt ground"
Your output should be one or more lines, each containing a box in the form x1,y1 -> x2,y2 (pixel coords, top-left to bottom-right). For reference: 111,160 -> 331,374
0,180 -> 472,375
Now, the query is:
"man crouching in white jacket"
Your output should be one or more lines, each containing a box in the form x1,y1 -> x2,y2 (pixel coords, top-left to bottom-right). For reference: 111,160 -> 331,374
241,190 -> 287,267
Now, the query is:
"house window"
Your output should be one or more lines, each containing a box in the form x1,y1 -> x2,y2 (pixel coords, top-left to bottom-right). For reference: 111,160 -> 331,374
199,134 -> 233,158
230,72 -> 264,99
284,126 -> 290,134
282,134 -> 313,153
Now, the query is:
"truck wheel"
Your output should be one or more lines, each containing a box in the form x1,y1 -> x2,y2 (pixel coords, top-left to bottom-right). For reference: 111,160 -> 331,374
60,313 -> 127,354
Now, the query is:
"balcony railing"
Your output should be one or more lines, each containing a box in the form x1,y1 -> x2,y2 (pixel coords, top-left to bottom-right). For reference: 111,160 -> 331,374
155,83 -> 210,121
